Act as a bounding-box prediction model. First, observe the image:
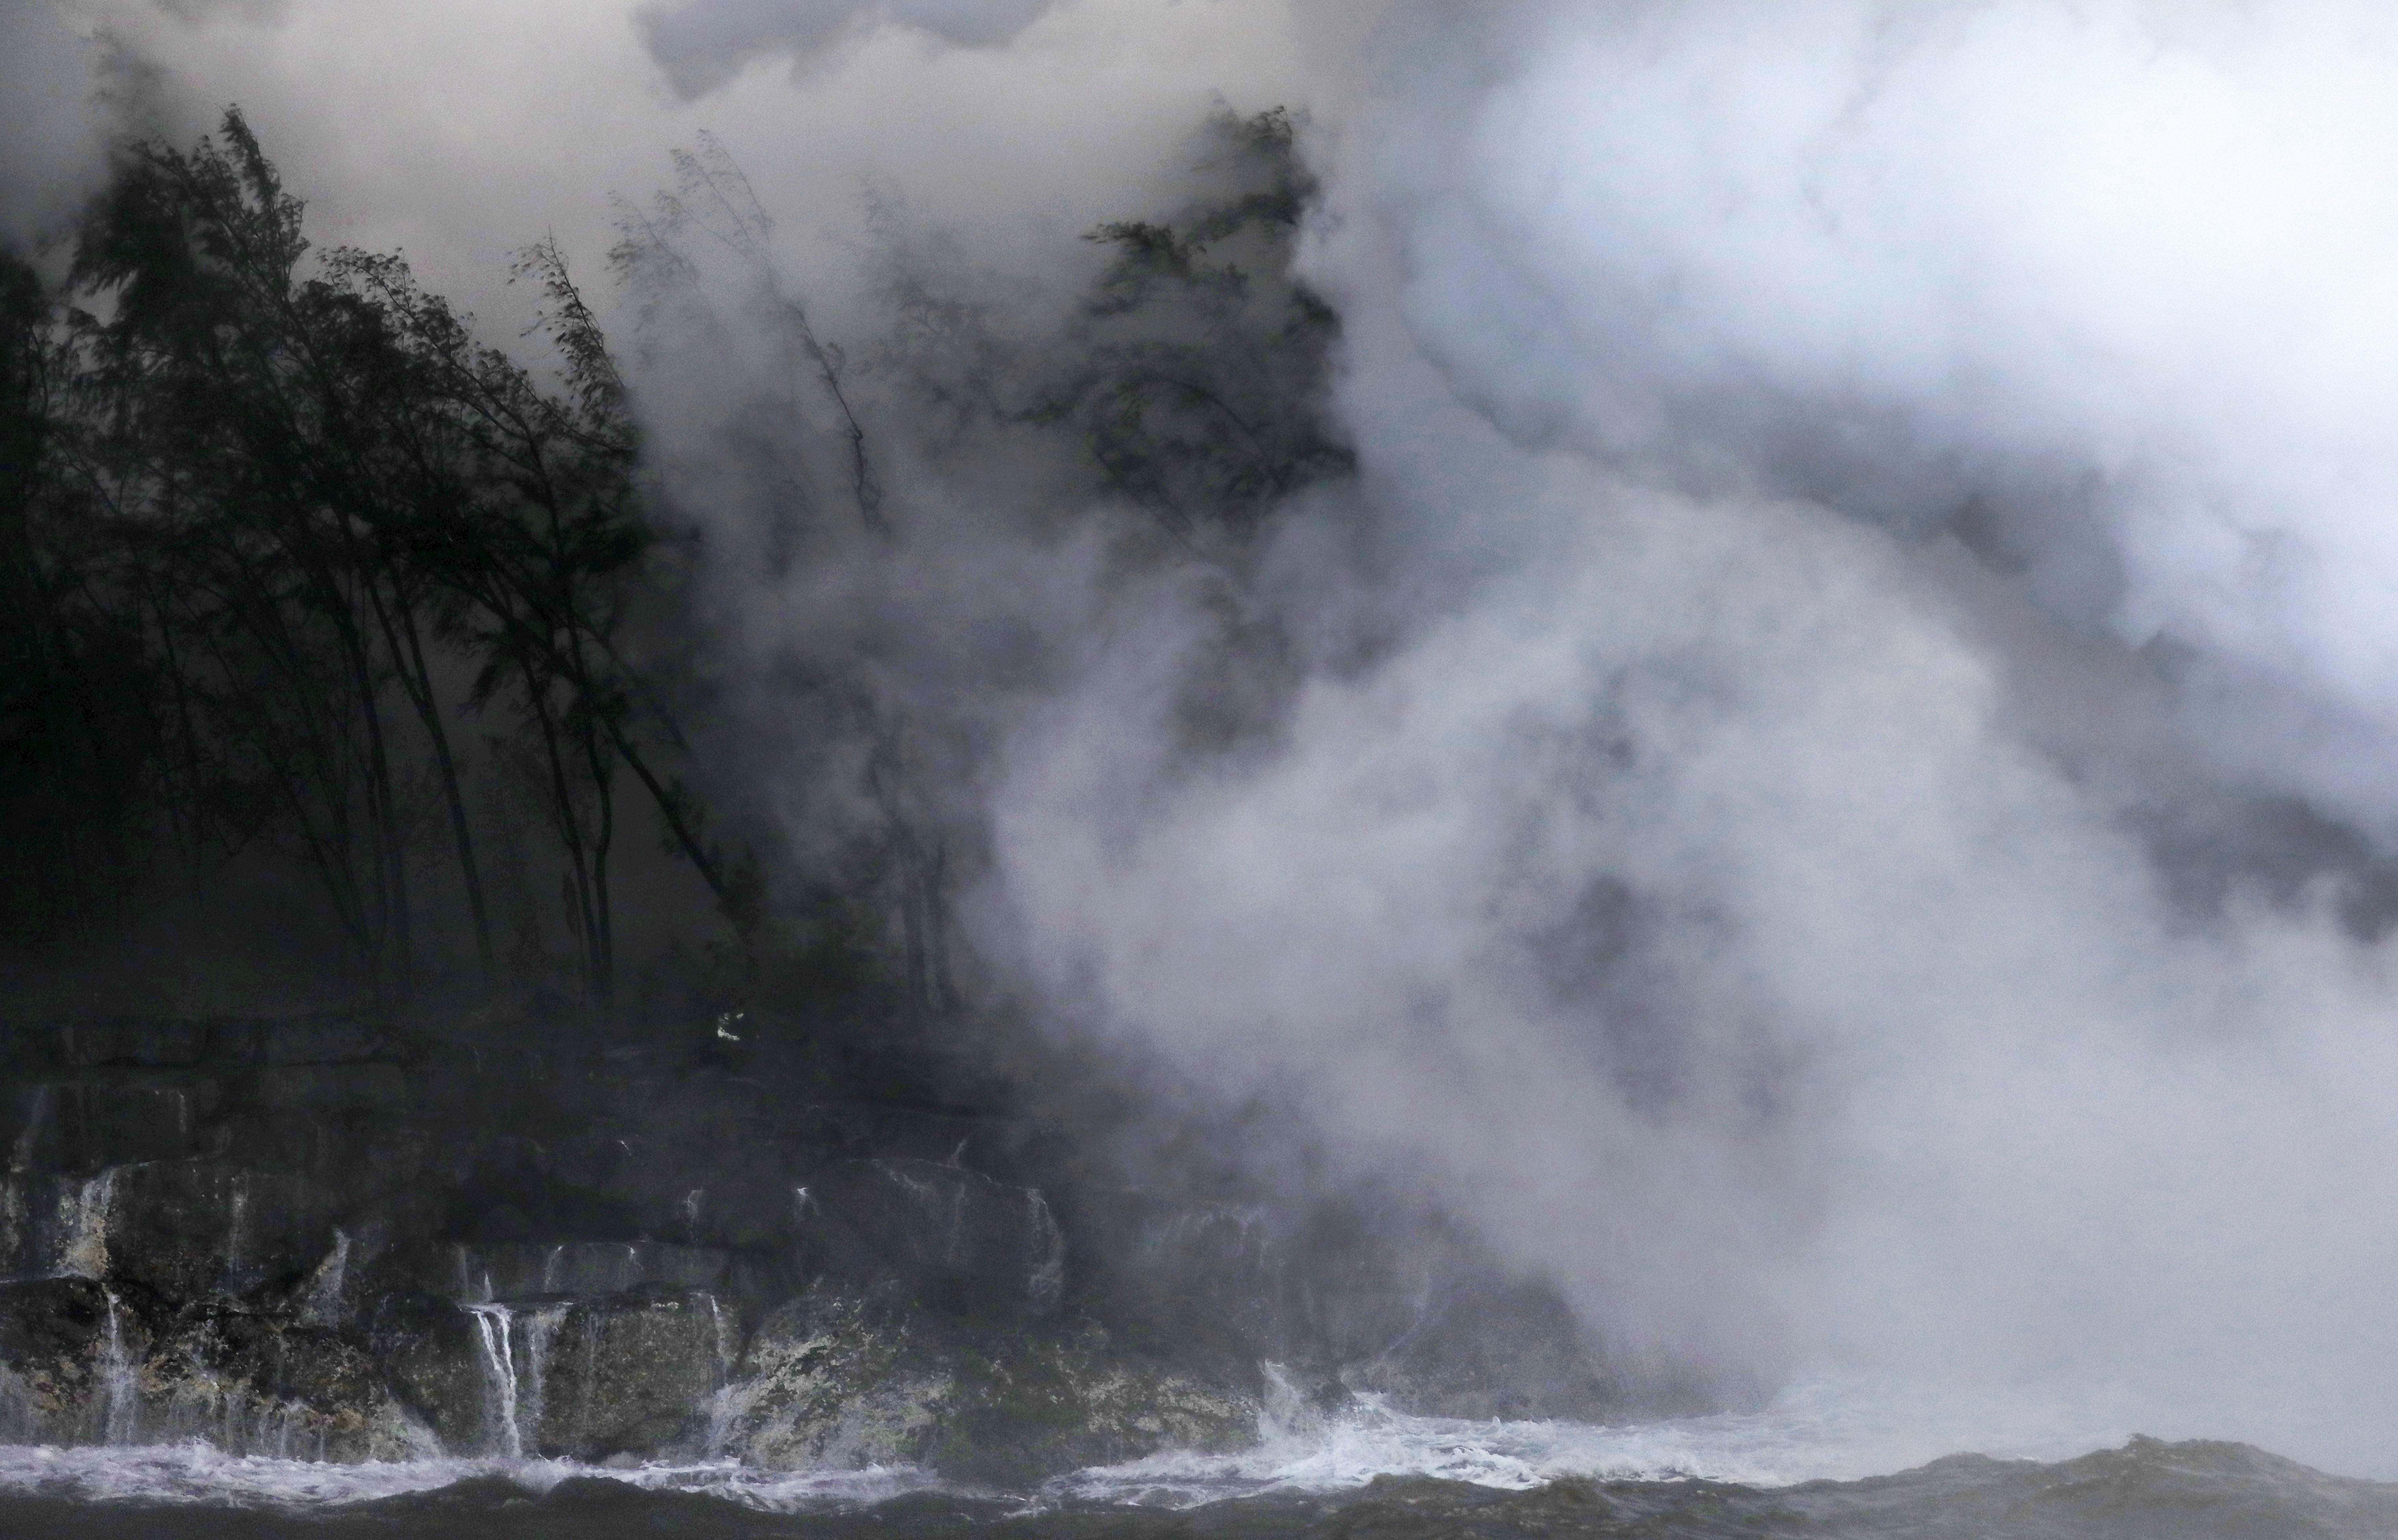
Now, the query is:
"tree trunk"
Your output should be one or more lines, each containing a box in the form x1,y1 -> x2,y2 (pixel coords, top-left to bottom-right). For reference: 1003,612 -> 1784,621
383,573 -> 497,988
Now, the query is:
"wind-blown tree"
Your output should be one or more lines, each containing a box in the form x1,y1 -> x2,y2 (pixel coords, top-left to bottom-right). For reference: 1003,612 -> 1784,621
0,251 -> 159,948
65,112 -> 441,1002
611,141 -> 958,1019
31,109 -> 731,1012
6,104 -> 1354,1023
592,112 -> 1358,1028
1035,108 -> 1353,550
343,235 -> 743,1005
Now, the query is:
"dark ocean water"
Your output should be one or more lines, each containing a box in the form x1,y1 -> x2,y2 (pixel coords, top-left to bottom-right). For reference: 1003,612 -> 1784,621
1,1438 -> 2393,1540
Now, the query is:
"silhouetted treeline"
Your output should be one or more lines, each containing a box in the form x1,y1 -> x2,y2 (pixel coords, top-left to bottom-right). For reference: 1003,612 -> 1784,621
1,110 -> 732,1012
1,106 -> 1350,1027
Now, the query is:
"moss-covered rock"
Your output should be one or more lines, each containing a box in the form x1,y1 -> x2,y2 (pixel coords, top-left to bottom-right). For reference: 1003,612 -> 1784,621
712,1286 -> 943,1470
364,1287 -> 734,1459
928,1323 -> 1261,1486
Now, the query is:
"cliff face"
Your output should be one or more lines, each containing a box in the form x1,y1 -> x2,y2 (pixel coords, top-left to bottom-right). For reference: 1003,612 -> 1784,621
0,1013 -> 1629,1477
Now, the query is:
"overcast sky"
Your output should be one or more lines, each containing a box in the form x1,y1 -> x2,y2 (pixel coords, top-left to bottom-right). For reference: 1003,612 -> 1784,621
19,0 -> 1311,332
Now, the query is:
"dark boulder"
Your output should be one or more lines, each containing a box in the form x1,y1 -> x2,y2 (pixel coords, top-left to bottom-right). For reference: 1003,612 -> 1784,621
1338,1272 -> 1631,1420
787,1103 -> 1035,1174
248,1064 -> 418,1116
52,1021 -> 211,1069
1,1083 -> 210,1174
47,1015 -> 411,1070
1075,1193 -> 1298,1365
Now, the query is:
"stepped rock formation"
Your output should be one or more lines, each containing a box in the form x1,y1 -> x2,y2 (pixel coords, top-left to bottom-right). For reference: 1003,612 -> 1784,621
0,1012 -> 1630,1475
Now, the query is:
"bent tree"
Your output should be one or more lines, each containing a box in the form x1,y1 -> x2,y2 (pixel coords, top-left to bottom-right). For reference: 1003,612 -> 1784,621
41,110 -> 733,1011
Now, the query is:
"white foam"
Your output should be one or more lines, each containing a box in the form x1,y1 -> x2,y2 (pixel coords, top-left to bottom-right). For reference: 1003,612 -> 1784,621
0,1378 -> 2165,1515
506,1456 -> 949,1510
1043,1376 -> 2153,1508
0,1441 -> 489,1507
0,1441 -> 944,1512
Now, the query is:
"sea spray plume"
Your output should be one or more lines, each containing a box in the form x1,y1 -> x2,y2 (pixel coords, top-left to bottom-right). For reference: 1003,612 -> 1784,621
980,0 -> 2398,1473
41,0 -> 2398,1480
597,118 -> 1564,1394
1030,108 -> 1352,558
609,136 -> 990,1013
613,109 -> 1353,1013
994,435 -> 2398,1468
1368,0 -> 2398,852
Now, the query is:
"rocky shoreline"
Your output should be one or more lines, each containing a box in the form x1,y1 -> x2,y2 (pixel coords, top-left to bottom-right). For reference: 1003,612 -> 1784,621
0,1012 -> 1635,1479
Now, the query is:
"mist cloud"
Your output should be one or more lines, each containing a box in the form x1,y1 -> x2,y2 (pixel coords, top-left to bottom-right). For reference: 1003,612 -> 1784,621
0,2 -> 110,251
977,0 -> 2398,1473
604,0 -> 2398,1466
994,437 -> 2398,1468
641,0 -> 1057,95
1370,0 -> 2398,845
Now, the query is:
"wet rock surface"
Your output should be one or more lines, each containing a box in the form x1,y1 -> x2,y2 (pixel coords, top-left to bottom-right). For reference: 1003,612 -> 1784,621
444,1241 -> 735,1301
717,1284 -> 1257,1484
510,1290 -> 730,1459
2,1084 -> 205,1172
0,1276 -> 137,1443
804,1161 -> 1066,1319
0,1010 -> 1639,1470
138,1301 -> 438,1461
93,1162 -> 333,1300
368,1291 -> 492,1453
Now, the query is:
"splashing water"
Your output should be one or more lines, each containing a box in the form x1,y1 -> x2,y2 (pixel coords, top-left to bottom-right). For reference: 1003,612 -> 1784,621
0,1442 -> 941,1511
94,1290 -> 136,1447
1040,1374 -> 2184,1508
515,1302 -> 570,1457
57,1170 -> 112,1281
300,1230 -> 349,1327
0,1374 -> 2230,1512
463,1302 -> 519,1458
